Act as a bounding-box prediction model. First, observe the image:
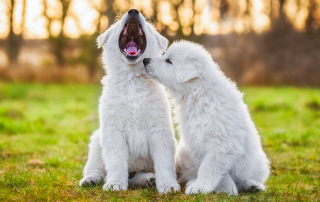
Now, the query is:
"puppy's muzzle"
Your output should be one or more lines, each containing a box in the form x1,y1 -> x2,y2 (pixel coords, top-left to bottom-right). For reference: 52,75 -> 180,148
127,9 -> 140,22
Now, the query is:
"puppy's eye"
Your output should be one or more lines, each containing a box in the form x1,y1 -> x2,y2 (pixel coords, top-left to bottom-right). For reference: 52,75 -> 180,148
166,59 -> 172,64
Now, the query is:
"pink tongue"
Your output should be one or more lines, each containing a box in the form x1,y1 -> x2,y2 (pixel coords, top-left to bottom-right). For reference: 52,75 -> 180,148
126,40 -> 138,55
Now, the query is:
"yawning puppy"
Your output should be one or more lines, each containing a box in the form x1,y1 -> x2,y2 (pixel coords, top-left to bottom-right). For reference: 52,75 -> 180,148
79,9 -> 180,194
143,41 -> 270,195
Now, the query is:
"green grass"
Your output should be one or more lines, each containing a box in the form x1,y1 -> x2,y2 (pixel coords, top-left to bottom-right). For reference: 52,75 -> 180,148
0,83 -> 319,201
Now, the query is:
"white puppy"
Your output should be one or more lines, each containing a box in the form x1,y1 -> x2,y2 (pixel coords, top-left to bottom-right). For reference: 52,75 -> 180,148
143,41 -> 270,195
79,9 -> 180,194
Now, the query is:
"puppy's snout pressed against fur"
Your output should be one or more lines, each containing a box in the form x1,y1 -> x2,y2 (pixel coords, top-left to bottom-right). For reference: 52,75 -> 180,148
143,58 -> 150,66
143,58 -> 155,77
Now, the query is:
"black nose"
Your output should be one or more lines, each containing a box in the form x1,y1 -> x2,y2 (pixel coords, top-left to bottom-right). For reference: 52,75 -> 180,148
128,9 -> 139,16
143,58 -> 150,66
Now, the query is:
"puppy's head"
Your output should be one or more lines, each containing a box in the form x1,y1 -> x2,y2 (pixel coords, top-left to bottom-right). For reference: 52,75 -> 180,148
98,9 -> 168,65
143,41 -> 206,90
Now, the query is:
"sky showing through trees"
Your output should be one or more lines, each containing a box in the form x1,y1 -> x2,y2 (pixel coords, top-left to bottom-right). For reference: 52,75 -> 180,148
0,0 -> 319,39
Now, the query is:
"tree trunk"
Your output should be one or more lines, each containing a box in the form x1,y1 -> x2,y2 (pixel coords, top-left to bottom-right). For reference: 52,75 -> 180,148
106,0 -> 115,27
56,0 -> 70,67
6,0 -> 26,66
171,0 -> 184,39
306,0 -> 316,34
278,0 -> 286,21
43,0 -> 70,67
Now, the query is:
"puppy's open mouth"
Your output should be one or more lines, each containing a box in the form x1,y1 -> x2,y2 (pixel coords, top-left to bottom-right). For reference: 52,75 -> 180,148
119,18 -> 147,60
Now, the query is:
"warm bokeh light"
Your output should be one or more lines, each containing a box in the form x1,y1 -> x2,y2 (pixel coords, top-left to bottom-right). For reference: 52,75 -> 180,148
0,0 -> 319,39
285,0 -> 309,31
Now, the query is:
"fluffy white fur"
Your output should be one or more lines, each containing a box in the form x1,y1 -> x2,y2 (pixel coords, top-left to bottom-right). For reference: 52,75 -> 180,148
144,41 -> 270,195
79,11 -> 180,194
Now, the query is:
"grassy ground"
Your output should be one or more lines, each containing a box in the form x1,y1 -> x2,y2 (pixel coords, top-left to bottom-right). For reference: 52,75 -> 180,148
0,83 -> 319,201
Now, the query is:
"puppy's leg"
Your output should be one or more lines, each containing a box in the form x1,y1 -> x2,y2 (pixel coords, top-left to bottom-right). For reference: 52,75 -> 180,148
186,180 -> 196,187
149,131 -> 181,194
79,130 -> 106,186
215,173 -> 238,195
176,146 -> 198,186
128,172 -> 156,187
101,129 -> 129,191
185,151 -> 237,194
230,145 -> 269,192
234,178 -> 266,193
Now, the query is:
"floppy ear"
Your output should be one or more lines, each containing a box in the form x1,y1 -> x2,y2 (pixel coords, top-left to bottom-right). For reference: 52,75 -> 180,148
176,58 -> 202,83
97,29 -> 111,48
155,31 -> 168,52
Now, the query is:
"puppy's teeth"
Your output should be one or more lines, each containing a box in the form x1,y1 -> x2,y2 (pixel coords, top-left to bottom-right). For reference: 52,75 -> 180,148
139,37 -> 143,45
138,27 -> 143,36
121,36 -> 126,46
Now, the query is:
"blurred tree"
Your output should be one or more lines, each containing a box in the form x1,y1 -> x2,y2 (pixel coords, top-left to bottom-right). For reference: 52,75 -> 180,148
89,0 -> 116,31
77,33 -> 101,78
160,0 -> 202,42
73,0 -> 116,77
106,0 -> 116,27
306,0 -> 318,34
269,0 -> 293,34
6,0 -> 26,66
219,0 -> 230,18
43,0 -> 71,67
279,0 -> 286,20
71,11 -> 101,78
169,0 -> 184,38
152,0 -> 158,20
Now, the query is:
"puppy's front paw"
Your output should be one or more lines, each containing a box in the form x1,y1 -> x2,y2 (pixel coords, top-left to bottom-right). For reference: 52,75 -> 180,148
245,179 -> 266,192
144,173 -> 156,186
134,173 -> 156,187
157,181 -> 181,194
186,180 -> 196,187
79,174 -> 104,186
103,182 -> 128,191
128,173 -> 156,187
185,182 -> 212,194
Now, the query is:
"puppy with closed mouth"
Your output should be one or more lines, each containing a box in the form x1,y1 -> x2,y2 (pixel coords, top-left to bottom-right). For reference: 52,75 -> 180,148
143,41 -> 270,195
79,9 -> 180,194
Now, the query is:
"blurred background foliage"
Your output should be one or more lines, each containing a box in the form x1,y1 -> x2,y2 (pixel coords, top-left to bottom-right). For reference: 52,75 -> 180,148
0,0 -> 319,85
